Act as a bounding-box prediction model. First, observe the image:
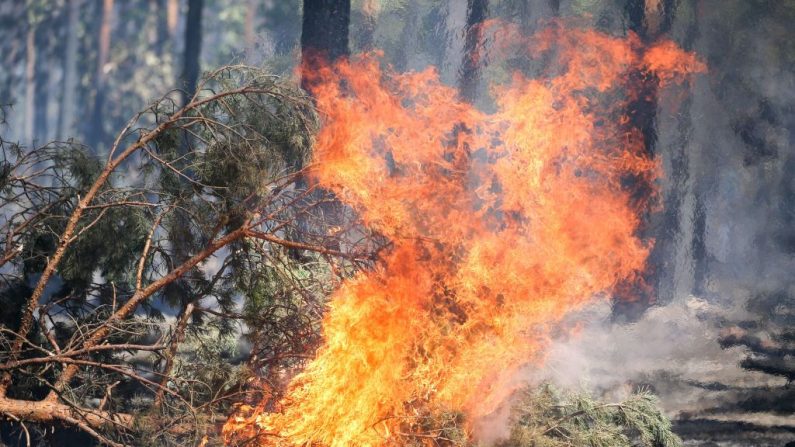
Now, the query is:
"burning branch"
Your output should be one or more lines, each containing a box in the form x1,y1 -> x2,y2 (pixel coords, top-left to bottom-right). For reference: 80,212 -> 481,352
224,24 -> 704,447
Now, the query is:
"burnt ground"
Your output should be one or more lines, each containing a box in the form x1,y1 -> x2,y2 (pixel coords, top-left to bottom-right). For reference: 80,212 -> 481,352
676,419 -> 795,447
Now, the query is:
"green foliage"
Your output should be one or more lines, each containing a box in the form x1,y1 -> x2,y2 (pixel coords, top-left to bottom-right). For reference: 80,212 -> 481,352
398,385 -> 681,447
498,385 -> 682,447
0,62 -> 336,445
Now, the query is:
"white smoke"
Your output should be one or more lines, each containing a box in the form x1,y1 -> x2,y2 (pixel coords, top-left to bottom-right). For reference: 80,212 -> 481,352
475,294 -> 788,444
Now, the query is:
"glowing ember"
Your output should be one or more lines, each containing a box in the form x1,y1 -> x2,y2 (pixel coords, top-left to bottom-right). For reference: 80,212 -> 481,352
224,25 -> 704,447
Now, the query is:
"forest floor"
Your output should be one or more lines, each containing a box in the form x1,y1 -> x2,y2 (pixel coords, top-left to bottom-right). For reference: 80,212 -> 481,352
677,419 -> 795,446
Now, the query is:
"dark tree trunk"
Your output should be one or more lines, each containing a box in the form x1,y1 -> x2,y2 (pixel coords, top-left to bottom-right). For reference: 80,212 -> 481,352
623,0 -> 678,156
458,0 -> 488,104
300,0 -> 350,93
294,0 -> 350,255
87,0 -> 113,151
171,0 -> 205,307
550,0 -> 560,15
181,0 -> 203,106
691,193 -> 708,295
613,0 -> 678,319
688,1 -> 709,298
664,0 -> 702,301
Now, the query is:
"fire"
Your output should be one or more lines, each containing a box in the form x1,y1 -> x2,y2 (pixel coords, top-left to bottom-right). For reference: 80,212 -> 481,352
224,25 -> 704,446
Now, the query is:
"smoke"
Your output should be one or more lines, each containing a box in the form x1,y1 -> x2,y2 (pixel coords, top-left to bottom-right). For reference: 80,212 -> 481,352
474,293 -> 790,444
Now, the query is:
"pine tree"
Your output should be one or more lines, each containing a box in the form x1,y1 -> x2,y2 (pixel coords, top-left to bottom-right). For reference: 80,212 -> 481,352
0,66 -> 359,446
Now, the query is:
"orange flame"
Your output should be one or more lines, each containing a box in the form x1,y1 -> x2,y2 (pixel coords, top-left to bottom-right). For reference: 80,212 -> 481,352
225,25 -> 705,446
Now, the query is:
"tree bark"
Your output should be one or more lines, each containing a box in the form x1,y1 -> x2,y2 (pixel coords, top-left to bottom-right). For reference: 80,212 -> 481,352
0,395 -> 132,433
59,0 -> 81,140
458,0 -> 488,104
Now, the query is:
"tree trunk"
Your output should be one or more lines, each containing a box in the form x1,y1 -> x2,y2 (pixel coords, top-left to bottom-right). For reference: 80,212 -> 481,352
613,0 -> 677,319
181,0 -> 203,106
34,25 -> 50,143
295,0 -> 350,252
688,0 -> 708,298
88,0 -> 113,151
393,0 -> 418,72
356,0 -> 377,52
300,0 -> 350,93
167,0 -> 179,40
59,0 -> 81,140
550,0 -> 560,15
458,0 -> 488,104
244,0 -> 258,61
0,395 -> 133,433
0,4 -> 24,113
691,192 -> 707,295
516,0 -> 531,31
660,0 -> 702,302
24,23 -> 36,145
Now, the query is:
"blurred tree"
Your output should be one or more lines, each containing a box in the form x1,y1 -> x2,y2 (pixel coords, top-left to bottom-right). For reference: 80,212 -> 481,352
86,0 -> 114,151
167,0 -> 179,39
0,3 -> 26,107
181,0 -> 204,106
24,4 -> 38,145
263,0 -> 301,61
244,0 -> 259,60
59,0 -> 82,140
